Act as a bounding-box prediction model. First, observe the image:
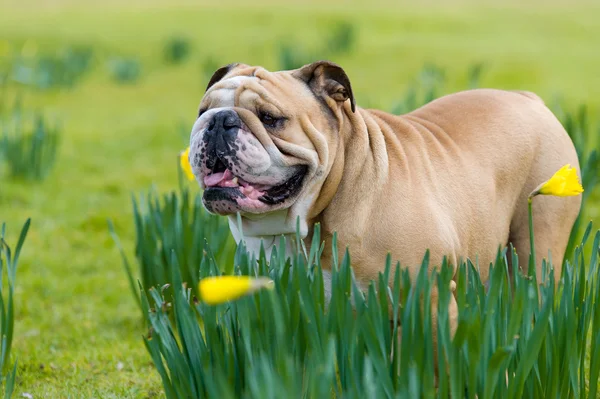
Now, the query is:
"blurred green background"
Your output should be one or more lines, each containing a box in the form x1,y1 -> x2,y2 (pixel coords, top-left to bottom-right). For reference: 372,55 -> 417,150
0,0 -> 599,396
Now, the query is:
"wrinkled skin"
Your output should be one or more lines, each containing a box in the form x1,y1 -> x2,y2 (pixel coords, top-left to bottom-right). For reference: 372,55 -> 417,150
189,61 -> 582,373
189,62 -> 349,240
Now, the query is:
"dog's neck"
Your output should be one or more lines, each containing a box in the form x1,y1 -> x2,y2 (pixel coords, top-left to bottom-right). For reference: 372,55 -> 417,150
227,210 -> 302,259
309,106 -> 391,223
226,106 -> 390,261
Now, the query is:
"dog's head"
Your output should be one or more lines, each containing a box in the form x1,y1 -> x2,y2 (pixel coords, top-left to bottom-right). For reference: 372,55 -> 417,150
189,61 -> 355,228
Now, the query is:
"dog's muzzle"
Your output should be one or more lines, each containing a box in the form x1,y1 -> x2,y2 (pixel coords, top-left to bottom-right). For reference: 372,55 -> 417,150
192,109 -> 308,215
204,110 -> 241,171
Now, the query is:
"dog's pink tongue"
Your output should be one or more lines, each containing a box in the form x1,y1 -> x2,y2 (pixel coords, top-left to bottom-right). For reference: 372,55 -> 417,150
204,171 -> 224,186
204,169 -> 234,187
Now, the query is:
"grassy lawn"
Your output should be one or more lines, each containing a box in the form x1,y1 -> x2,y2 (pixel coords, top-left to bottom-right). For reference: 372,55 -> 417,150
0,0 -> 599,396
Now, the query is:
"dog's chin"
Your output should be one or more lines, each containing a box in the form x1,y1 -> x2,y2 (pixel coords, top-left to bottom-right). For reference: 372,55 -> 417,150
201,165 -> 308,216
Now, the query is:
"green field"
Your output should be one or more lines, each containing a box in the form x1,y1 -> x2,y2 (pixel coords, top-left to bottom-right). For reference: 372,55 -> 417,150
1,1 -> 599,396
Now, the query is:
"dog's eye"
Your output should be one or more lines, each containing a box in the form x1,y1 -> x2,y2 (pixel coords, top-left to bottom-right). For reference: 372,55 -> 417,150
259,112 -> 280,128
198,108 -> 208,118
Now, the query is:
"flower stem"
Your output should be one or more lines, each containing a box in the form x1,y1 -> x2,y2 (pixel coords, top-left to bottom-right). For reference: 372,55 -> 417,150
528,197 -> 536,276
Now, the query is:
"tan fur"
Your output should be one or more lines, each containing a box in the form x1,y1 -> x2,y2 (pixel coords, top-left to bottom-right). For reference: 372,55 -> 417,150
195,62 -> 582,362
316,89 -> 581,282
313,88 -> 581,351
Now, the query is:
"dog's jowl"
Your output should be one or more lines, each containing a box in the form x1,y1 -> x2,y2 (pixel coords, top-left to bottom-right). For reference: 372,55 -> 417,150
188,60 -> 582,357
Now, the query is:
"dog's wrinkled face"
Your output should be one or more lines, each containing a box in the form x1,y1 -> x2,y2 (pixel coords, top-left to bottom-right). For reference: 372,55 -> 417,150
189,61 -> 355,217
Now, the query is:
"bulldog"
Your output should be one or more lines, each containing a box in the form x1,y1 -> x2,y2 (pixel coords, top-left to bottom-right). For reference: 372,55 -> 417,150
188,60 -> 581,336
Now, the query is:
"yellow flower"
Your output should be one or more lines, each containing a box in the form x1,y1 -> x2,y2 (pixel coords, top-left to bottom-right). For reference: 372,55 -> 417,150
198,276 -> 274,305
529,164 -> 584,199
179,147 -> 195,181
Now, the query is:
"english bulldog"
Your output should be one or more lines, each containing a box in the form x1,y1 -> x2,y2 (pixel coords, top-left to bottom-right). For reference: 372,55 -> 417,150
188,60 -> 581,340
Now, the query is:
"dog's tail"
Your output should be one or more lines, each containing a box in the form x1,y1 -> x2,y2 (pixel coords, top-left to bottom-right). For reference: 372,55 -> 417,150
512,90 -> 545,104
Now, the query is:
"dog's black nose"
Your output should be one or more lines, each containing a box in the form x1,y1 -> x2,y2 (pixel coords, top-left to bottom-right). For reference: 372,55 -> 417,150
208,110 -> 241,132
204,110 -> 241,168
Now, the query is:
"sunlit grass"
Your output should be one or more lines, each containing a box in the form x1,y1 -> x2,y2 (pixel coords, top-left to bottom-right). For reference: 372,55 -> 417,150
0,0 -> 598,396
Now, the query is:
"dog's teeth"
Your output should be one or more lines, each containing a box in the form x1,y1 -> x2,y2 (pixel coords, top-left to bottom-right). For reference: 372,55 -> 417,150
232,177 -> 239,186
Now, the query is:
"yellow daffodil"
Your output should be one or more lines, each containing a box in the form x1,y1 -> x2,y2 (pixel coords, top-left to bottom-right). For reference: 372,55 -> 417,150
198,276 -> 274,305
179,147 -> 195,181
529,164 -> 583,199
527,164 -> 583,269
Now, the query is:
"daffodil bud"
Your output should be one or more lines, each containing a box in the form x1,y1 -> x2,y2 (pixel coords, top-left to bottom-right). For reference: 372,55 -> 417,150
179,147 -> 195,181
529,164 -> 583,199
198,276 -> 274,305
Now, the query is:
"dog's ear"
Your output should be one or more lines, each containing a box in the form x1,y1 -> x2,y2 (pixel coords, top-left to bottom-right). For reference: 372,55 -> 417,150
205,63 -> 246,92
293,60 -> 356,113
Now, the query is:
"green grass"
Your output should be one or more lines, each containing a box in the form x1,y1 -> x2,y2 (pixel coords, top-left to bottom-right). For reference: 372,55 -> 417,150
0,0 -> 599,396
143,223 -> 600,398
0,219 -> 30,398
1,102 -> 60,181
